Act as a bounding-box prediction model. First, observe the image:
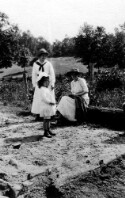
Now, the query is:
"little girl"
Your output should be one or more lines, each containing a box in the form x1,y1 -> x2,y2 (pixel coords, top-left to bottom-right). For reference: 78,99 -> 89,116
37,72 -> 56,138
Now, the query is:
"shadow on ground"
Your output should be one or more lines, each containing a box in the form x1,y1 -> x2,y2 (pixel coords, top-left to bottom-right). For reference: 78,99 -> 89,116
103,132 -> 125,144
5,134 -> 44,144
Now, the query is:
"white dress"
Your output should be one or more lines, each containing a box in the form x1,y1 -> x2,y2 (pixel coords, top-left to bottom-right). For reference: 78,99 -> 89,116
57,77 -> 89,121
31,59 -> 55,114
39,87 -> 56,118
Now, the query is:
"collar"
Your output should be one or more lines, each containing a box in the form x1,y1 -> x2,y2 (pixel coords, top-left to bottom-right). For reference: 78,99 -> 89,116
38,59 -> 47,65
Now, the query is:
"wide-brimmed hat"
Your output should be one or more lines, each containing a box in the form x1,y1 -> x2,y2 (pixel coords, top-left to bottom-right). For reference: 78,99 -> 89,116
37,48 -> 49,57
36,72 -> 49,82
66,68 -> 81,77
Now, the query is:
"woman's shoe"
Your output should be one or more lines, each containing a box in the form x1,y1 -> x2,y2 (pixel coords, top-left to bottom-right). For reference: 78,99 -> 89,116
48,130 -> 56,136
44,131 -> 52,138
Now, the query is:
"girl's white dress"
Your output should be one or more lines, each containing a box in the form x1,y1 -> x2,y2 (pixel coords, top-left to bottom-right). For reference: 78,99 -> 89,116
39,87 -> 56,118
31,60 -> 55,114
57,77 -> 89,121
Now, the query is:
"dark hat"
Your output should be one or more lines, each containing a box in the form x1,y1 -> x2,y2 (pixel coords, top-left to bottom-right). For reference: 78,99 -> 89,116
37,48 -> 49,57
66,68 -> 81,76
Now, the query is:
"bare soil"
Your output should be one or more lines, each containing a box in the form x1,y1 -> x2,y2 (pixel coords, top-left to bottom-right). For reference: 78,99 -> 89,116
0,102 -> 125,198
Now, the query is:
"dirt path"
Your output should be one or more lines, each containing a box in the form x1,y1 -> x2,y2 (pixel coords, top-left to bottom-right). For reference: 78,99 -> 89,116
0,102 -> 125,198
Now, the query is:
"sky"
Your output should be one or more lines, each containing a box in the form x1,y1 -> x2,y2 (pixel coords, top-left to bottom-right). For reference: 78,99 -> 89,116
0,0 -> 125,43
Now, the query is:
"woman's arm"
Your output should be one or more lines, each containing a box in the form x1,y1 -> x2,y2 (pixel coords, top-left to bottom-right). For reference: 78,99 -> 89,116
75,78 -> 89,96
32,63 -> 37,88
74,91 -> 88,96
49,62 -> 55,89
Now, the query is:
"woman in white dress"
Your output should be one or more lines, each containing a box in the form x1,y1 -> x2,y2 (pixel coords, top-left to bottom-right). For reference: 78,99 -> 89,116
57,68 -> 89,122
31,48 -> 56,120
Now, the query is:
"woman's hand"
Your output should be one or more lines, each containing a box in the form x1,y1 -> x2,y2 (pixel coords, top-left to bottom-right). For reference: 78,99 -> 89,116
75,91 -> 88,96
49,102 -> 55,105
51,86 -> 54,90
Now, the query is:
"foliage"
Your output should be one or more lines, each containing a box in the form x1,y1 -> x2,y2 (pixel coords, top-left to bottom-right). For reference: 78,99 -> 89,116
52,36 -> 75,57
0,11 -> 52,69
75,24 -> 111,69
0,80 -> 30,107
17,46 -> 31,68
1,10 -> 125,73
0,12 -> 20,68
113,28 -> 125,69
19,31 -> 36,56
89,67 -> 125,108
90,88 -> 125,108
75,23 -> 125,70
36,36 -> 52,55
95,67 -> 123,92
18,32 -> 52,56
1,66 -> 125,110
55,75 -> 70,101
52,40 -> 63,57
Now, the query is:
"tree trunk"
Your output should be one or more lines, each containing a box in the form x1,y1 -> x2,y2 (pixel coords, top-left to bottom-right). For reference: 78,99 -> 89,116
89,62 -> 94,82
23,67 -> 28,95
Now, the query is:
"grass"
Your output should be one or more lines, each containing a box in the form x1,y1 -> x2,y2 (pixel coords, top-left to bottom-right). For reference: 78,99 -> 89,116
49,57 -> 88,75
0,57 -> 88,79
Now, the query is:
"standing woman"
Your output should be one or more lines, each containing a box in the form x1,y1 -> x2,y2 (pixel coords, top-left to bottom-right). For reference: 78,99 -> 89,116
31,48 -> 56,120
57,68 -> 89,123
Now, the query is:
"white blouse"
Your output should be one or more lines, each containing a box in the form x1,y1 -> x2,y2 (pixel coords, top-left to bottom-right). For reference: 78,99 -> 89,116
32,60 -> 55,88
71,77 -> 88,95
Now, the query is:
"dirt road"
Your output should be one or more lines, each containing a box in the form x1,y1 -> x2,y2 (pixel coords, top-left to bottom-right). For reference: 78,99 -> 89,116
0,102 -> 125,198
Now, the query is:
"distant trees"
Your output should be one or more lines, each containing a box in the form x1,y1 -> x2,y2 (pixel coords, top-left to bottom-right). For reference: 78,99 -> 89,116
1,11 -> 125,73
74,23 -> 125,70
51,23 -> 125,72
113,27 -> 125,69
75,24 -> 111,70
0,12 -> 52,69
52,36 -> 75,57
0,12 -> 20,68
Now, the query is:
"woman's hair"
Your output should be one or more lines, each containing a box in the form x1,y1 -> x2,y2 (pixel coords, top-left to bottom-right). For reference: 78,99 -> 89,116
37,76 -> 49,88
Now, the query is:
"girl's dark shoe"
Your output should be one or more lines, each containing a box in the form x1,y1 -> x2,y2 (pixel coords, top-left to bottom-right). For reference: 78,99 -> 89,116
48,130 -> 56,136
34,115 -> 43,122
44,131 -> 52,138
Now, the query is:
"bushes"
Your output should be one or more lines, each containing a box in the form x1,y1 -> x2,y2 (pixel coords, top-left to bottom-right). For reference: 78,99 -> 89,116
55,75 -> 70,101
0,69 -> 125,110
0,80 -> 30,108
89,68 -> 125,108
90,88 -> 125,108
95,68 -> 123,92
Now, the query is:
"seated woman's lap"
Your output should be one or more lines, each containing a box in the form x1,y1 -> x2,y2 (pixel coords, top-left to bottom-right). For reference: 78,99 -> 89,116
57,96 -> 76,121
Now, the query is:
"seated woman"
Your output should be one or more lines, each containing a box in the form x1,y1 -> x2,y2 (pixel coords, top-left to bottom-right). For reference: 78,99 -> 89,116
57,68 -> 89,123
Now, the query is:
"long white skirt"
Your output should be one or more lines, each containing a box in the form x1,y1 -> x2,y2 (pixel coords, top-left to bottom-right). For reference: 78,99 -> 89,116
31,85 -> 40,114
57,96 -> 76,121
57,94 -> 89,121
31,85 -> 55,115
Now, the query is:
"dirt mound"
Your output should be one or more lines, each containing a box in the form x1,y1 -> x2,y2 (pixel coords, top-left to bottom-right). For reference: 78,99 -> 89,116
18,155 -> 125,198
